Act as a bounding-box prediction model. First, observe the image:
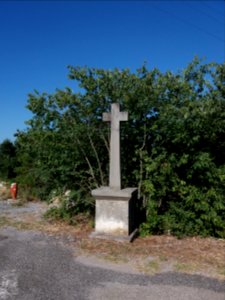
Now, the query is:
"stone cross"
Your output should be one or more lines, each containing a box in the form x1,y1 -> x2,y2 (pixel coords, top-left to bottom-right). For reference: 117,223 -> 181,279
103,103 -> 128,190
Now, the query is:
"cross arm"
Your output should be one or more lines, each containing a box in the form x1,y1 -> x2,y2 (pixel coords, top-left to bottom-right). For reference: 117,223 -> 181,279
102,112 -> 111,122
119,111 -> 128,121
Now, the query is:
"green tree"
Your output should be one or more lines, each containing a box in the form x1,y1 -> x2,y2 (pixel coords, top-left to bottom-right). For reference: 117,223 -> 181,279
15,58 -> 225,237
141,60 -> 225,237
0,139 -> 17,180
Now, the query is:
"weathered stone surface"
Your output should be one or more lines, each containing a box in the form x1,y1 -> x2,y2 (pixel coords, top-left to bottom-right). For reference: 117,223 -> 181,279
92,186 -> 137,200
103,103 -> 128,190
91,103 -> 138,238
91,187 -> 138,236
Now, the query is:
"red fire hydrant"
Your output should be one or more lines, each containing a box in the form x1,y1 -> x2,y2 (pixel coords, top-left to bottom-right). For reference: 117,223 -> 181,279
10,183 -> 17,200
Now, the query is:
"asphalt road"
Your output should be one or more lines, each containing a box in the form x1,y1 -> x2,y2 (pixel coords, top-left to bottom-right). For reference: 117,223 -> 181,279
0,226 -> 224,300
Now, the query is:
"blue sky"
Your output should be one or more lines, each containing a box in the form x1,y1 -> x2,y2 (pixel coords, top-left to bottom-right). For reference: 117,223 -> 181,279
0,1 -> 224,142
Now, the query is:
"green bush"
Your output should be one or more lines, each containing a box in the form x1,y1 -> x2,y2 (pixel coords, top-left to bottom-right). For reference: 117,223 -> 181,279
140,76 -> 225,237
13,58 -> 225,237
0,139 -> 17,180
44,189 -> 94,224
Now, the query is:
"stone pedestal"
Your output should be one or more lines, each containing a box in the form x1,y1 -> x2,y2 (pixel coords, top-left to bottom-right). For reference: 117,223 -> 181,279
91,186 -> 138,239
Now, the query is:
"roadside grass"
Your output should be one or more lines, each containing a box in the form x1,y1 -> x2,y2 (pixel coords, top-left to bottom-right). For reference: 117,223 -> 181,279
0,215 -> 44,231
159,255 -> 168,262
0,184 -> 11,200
0,216 -> 11,227
1,202 -> 225,280
218,267 -> 225,277
174,262 -> 198,273
74,233 -> 225,279
11,198 -> 28,207
137,259 -> 160,275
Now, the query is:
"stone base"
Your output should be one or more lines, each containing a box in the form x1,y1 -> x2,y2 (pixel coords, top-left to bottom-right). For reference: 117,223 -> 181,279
91,186 -> 138,237
89,228 -> 139,243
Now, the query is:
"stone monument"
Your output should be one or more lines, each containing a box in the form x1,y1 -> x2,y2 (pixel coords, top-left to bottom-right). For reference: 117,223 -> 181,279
91,103 -> 138,240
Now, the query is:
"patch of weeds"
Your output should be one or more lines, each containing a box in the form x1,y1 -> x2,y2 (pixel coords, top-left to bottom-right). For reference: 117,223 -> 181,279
174,262 -> 196,273
44,207 -> 63,221
0,216 -> 43,231
20,221 -> 45,231
44,206 -> 93,228
0,216 -> 12,227
148,260 -> 160,272
139,259 -> 160,274
72,213 -> 93,227
44,206 -> 73,225
103,254 -> 127,264
102,254 -> 116,263
12,221 -> 35,230
88,218 -> 95,229
11,199 -> 27,207
0,182 -> 11,199
218,266 -> 225,277
159,255 -> 168,262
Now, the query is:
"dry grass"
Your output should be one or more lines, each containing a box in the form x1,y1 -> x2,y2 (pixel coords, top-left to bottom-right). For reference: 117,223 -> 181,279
0,205 -> 224,280
35,219 -> 225,279
0,183 -> 11,200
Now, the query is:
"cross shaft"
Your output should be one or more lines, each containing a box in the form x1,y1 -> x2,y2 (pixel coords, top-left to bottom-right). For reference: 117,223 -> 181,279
103,103 -> 128,190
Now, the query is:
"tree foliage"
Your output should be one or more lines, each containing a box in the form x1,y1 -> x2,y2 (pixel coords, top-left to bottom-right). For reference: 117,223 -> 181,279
11,57 -> 225,237
0,139 -> 17,180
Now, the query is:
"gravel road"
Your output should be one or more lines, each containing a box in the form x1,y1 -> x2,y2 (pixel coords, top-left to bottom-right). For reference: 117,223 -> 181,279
0,200 -> 224,300
0,199 -> 47,221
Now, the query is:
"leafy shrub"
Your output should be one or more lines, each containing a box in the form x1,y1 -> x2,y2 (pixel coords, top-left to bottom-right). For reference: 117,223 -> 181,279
140,68 -> 225,238
44,188 -> 94,224
0,140 -> 17,180
12,58 -> 225,237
